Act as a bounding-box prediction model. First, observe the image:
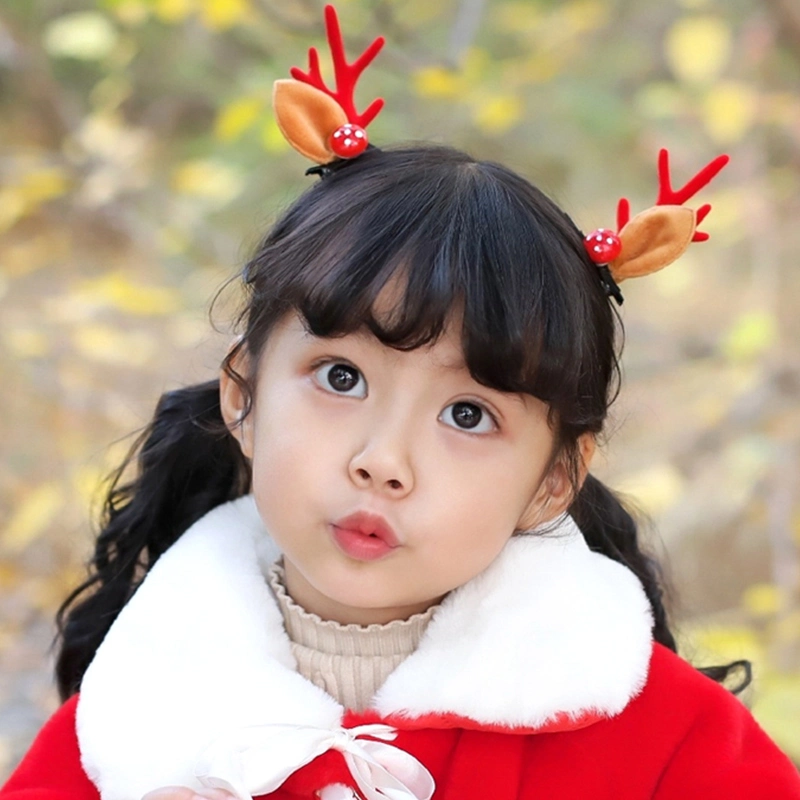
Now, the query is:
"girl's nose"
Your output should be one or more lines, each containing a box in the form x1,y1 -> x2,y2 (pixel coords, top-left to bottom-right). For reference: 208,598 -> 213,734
347,436 -> 414,497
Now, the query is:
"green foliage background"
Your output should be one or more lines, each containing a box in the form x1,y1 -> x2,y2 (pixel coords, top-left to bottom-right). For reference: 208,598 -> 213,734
1,0 -> 799,775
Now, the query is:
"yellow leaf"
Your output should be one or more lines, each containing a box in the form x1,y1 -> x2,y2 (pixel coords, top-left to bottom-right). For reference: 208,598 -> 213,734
752,674 -> 800,762
413,67 -> 463,99
615,464 -> 684,516
665,15 -> 732,85
19,167 -> 71,204
261,118 -> 291,154
77,271 -> 181,315
171,159 -> 244,204
200,0 -> 251,29
2,483 -> 66,553
496,2 -> 544,35
684,623 -> 765,667
0,188 -> 26,233
702,81 -> 758,144
43,12 -> 119,60
72,465 -> 111,511
4,328 -> 50,358
0,562 -> 22,590
742,583 -> 785,617
215,96 -> 264,142
153,0 -> 195,23
414,49 -> 489,101
27,573 -> 85,613
722,310 -> 778,362
0,168 -> 70,231
472,95 -> 523,134
563,0 -> 608,33
72,323 -> 159,366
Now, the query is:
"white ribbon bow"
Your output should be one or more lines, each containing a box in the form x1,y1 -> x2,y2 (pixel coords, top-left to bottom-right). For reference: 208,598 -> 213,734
195,723 -> 435,800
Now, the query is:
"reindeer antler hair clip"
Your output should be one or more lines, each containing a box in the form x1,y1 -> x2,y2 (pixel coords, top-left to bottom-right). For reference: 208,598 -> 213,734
272,4 -> 385,168
583,149 -> 730,305
273,6 -> 729,305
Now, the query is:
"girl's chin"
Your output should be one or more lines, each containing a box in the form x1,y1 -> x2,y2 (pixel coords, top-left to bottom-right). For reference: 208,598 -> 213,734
283,559 -> 442,624
305,585 -> 439,626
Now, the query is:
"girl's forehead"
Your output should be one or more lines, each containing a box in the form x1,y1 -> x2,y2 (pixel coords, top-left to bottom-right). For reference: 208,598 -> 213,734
370,270 -> 410,321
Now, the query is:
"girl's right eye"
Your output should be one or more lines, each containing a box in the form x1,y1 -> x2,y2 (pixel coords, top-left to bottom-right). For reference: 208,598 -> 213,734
313,362 -> 367,398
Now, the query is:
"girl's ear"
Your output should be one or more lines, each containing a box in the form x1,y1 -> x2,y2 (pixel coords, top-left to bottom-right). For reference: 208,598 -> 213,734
517,433 -> 596,530
219,341 -> 254,460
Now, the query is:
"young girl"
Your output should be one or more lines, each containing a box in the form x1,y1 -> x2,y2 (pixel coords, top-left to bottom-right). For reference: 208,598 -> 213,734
3,8 -> 800,800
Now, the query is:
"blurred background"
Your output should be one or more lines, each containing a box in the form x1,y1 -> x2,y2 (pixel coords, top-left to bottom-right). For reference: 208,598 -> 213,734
1,0 -> 799,778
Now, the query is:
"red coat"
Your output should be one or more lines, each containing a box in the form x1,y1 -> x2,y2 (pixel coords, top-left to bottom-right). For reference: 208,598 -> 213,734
3,497 -> 799,800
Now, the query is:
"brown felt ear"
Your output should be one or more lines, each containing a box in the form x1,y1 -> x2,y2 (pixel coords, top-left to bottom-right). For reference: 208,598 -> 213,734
609,205 -> 696,282
273,79 -> 348,164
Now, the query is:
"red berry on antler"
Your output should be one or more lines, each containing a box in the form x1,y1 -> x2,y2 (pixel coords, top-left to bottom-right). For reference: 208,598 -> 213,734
330,123 -> 368,158
584,228 -> 622,264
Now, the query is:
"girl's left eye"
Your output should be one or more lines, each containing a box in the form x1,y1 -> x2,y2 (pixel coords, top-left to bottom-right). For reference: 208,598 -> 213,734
313,362 -> 367,397
440,401 -> 497,434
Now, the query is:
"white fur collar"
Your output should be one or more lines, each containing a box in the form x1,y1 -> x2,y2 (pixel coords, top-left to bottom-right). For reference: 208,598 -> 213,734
77,495 -> 653,799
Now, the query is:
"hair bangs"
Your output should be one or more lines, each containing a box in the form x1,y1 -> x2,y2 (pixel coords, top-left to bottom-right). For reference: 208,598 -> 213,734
243,145 -> 614,429
294,222 -> 462,352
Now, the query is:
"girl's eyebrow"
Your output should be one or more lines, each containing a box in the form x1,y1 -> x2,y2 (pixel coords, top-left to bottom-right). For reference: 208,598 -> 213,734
434,356 -> 467,372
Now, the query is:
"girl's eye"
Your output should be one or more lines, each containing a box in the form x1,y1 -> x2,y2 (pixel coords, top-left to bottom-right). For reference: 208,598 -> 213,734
313,362 -> 367,398
440,401 -> 496,434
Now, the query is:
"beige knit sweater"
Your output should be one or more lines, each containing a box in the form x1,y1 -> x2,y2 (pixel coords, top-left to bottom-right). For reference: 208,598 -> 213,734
267,562 -> 437,711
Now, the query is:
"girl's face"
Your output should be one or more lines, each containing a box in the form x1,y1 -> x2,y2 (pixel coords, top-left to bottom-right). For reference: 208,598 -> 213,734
221,312 -> 582,625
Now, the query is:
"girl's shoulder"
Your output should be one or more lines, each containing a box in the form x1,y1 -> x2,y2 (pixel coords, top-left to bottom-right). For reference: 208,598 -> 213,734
0,694 -> 100,800
599,643 -> 800,796
496,644 -> 799,799
640,642 -> 757,718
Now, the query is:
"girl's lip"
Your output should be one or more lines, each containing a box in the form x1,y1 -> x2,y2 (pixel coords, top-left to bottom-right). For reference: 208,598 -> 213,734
332,511 -> 400,546
330,511 -> 400,561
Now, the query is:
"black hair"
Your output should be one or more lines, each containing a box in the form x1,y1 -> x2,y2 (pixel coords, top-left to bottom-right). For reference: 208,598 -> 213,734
55,144 -> 747,698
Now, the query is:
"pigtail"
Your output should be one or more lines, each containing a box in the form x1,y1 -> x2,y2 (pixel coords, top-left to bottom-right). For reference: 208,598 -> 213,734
569,473 -> 752,694
54,380 -> 250,700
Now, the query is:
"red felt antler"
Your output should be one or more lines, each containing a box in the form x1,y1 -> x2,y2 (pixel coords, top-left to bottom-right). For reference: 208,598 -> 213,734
290,4 -> 385,128
615,148 -> 729,241
585,149 -> 730,294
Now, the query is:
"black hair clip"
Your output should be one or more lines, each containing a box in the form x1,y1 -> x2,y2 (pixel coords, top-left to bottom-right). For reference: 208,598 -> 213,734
305,163 -> 336,179
304,145 -> 381,180
596,265 -> 624,305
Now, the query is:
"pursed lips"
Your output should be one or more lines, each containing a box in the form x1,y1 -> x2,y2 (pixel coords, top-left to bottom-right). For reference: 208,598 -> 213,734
331,511 -> 400,548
